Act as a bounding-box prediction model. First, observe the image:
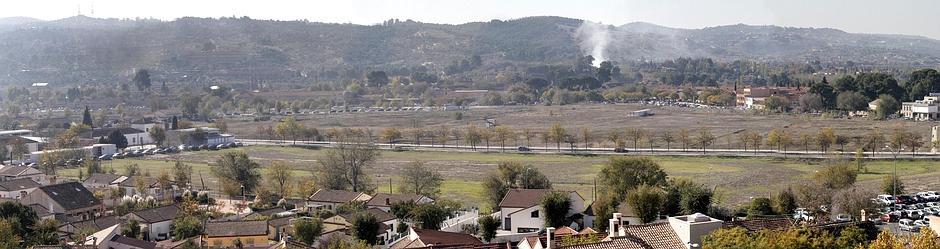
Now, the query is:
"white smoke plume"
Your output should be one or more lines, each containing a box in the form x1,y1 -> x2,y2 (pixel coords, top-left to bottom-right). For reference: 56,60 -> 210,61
575,21 -> 610,67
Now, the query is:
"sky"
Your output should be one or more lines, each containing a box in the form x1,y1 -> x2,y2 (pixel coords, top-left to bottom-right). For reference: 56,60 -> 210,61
3,0 -> 940,39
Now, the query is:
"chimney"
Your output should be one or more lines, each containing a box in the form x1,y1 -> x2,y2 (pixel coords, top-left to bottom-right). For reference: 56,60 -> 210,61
545,227 -> 555,249
668,213 -> 722,248
608,213 -> 622,238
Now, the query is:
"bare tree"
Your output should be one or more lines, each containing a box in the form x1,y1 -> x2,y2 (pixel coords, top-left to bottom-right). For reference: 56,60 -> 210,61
399,161 -> 443,197
267,161 -> 294,196
316,143 -> 380,192
661,130 -> 675,151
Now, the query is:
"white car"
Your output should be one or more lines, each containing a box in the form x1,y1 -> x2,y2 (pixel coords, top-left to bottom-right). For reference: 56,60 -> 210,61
793,208 -> 814,221
900,219 -> 921,232
833,213 -> 852,222
876,195 -> 897,206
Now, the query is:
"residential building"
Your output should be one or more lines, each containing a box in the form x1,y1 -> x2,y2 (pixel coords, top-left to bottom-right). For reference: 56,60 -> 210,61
59,216 -> 121,239
0,165 -> 48,184
367,193 -> 434,212
498,189 -> 586,233
323,208 -> 397,244
175,127 -> 234,147
88,127 -> 153,147
901,93 -> 940,121
0,178 -> 41,199
0,129 -> 44,159
26,144 -> 117,164
735,87 -> 801,109
20,182 -> 103,221
123,205 -> 180,241
108,235 -> 157,249
119,176 -> 174,200
267,216 -> 293,241
306,189 -> 372,212
29,204 -> 58,220
389,228 -> 483,249
82,173 -> 128,190
203,221 -> 269,248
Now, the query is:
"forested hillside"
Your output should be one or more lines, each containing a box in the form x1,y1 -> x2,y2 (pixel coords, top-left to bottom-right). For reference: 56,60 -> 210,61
1,15 -> 939,85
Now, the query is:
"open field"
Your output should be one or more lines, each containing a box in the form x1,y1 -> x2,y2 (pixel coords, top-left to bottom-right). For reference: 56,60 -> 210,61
227,103 -> 936,150
58,145 -> 940,209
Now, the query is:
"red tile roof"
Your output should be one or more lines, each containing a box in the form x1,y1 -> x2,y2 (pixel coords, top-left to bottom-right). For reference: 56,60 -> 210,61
308,189 -> 366,203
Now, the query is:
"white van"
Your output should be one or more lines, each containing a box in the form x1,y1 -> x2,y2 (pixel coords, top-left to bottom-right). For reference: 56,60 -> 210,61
899,219 -> 920,232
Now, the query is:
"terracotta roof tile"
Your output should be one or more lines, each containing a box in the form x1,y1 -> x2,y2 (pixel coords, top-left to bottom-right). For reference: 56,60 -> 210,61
621,222 -> 686,249
205,220 -> 268,237
308,189 -> 366,203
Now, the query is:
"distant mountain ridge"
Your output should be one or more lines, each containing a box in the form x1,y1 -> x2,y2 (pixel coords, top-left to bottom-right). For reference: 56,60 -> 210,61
0,15 -> 938,85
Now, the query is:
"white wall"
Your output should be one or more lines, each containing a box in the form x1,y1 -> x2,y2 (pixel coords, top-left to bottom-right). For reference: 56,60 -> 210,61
145,220 -> 172,241
506,206 -> 544,233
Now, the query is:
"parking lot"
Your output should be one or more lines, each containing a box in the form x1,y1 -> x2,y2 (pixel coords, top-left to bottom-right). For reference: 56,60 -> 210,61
873,192 -> 940,233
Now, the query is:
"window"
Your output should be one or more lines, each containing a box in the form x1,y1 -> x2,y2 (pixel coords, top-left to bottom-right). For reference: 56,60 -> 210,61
530,210 -> 539,218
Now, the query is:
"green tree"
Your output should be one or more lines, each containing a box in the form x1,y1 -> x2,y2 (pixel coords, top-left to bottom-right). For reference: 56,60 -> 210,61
212,152 -> 262,197
133,69 -> 152,91
82,106 -> 94,127
172,216 -> 203,239
173,161 -> 192,189
831,186 -> 876,221
702,227 -> 755,249
836,225 -> 868,249
816,128 -> 835,152
106,130 -> 129,149
598,157 -> 667,196
123,219 -> 141,239
814,163 -> 857,189
366,71 -> 390,87
275,117 -> 304,145
410,203 -> 450,230
149,125 -> 166,146
748,197 -> 774,216
541,192 -> 572,228
315,144 -> 379,192
626,185 -> 664,223
662,178 -> 713,216
868,230 -> 903,249
836,91 -> 870,112
481,161 -> 552,209
293,218 -> 324,246
882,175 -> 904,196
477,215 -> 501,242
764,96 -> 790,112
399,161 -> 443,197
0,219 -> 22,249
875,94 -> 900,120
352,213 -> 380,245
772,188 -> 797,215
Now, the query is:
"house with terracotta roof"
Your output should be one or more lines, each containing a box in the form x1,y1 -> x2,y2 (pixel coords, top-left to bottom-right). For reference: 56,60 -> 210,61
389,228 -> 483,249
0,177 -> 41,199
202,220 -> 269,248
497,189 -> 586,233
367,193 -> 434,212
590,212 -> 722,249
123,205 -> 180,241
306,189 -> 372,212
20,182 -> 103,222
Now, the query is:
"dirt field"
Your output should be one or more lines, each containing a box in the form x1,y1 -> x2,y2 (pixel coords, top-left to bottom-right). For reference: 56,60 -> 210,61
59,145 -> 940,210
227,103 -> 937,149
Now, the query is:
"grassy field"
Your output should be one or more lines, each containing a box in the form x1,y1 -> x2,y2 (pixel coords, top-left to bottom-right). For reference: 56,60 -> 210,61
57,145 -> 940,209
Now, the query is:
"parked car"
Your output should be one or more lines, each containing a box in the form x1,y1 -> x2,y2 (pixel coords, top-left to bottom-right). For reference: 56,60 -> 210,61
215,144 -> 227,150
899,219 -> 920,232
98,154 -> 112,160
877,194 -> 897,206
914,219 -> 929,229
833,213 -> 852,222
793,208 -> 814,221
112,153 -> 125,159
198,144 -> 209,150
880,212 -> 899,223
903,210 -> 923,219
614,147 -> 628,153
517,146 -> 531,152
898,195 -> 916,204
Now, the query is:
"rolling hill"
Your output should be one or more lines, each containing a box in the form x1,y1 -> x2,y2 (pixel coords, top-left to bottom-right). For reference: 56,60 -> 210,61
0,15 -> 938,85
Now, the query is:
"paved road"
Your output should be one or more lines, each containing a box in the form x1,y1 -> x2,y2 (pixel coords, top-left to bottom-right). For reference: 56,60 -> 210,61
239,139 -> 940,160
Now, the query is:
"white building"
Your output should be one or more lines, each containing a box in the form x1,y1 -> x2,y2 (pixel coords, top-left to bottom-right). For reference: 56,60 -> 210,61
0,178 -> 41,199
123,205 -> 180,241
306,189 -> 372,212
89,127 -> 153,147
498,189 -> 586,233
901,93 -> 940,121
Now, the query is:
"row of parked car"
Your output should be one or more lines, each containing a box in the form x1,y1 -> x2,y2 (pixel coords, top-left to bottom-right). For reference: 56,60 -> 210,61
96,142 -> 243,160
874,193 -> 940,232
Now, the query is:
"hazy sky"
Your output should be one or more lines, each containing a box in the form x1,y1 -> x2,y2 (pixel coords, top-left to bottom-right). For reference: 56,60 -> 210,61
4,0 -> 940,39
